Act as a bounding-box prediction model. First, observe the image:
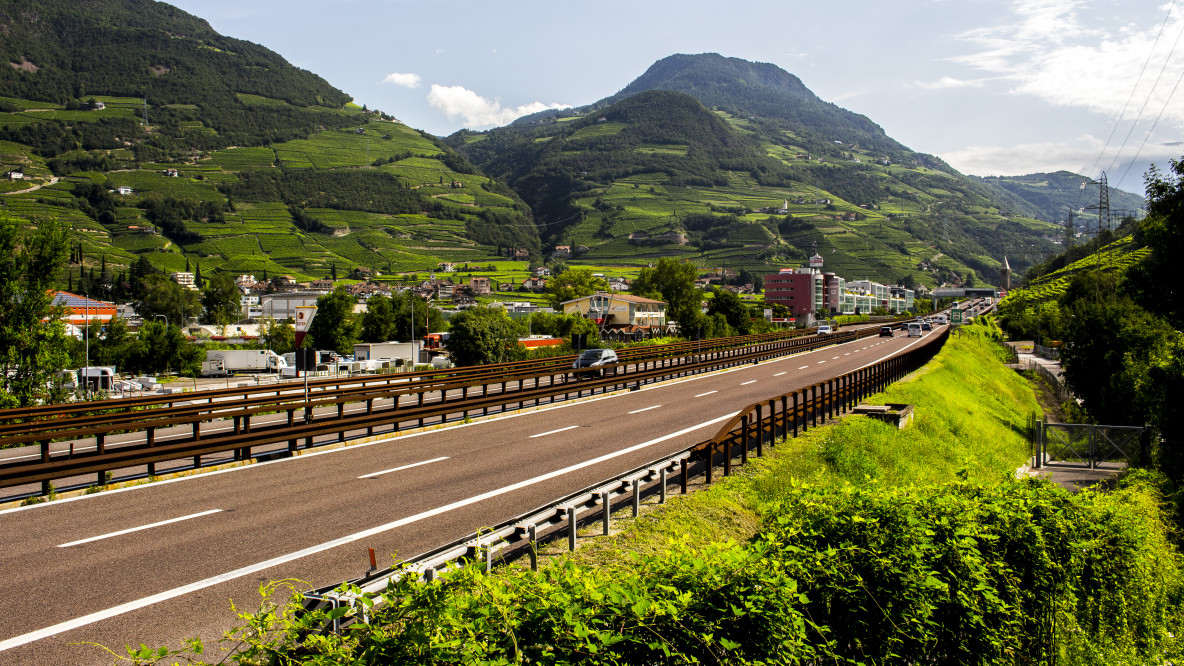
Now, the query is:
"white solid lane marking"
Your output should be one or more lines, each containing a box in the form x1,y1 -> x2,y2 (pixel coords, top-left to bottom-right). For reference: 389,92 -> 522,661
357,456 -> 450,480
773,372 -> 787,377
694,390 -> 718,398
0,412 -> 736,653
798,365 -> 809,370
627,405 -> 662,415
740,380 -> 756,385
57,509 -> 223,548
530,425 -> 581,439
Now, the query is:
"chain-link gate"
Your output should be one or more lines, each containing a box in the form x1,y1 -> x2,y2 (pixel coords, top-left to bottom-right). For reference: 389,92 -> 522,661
1030,419 -> 1143,469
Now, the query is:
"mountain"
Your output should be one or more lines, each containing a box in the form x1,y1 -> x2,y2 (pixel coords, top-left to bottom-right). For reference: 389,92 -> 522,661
451,54 -> 1065,288
0,0 -> 536,288
975,171 -> 1147,232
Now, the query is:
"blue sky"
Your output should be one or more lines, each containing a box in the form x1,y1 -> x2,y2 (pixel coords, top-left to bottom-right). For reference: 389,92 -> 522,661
169,0 -> 1184,194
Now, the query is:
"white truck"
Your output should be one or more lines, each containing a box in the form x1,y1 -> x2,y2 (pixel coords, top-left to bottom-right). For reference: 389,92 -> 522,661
201,349 -> 288,377
353,341 -> 420,367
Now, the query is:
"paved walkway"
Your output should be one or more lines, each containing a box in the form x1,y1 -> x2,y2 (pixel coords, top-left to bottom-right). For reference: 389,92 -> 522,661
1006,341 -> 1126,492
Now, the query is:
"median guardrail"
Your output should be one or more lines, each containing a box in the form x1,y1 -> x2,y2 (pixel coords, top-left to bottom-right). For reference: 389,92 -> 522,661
0,324 -> 908,500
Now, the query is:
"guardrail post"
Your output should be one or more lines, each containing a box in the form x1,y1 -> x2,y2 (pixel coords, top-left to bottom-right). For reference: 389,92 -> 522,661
743,410 -> 753,462
600,492 -> 610,535
567,507 -> 577,551
95,432 -> 106,484
706,444 -> 714,484
793,391 -> 800,436
660,468 -> 668,503
811,385 -> 818,428
779,396 -> 788,441
146,427 -> 156,476
680,458 -> 688,494
287,409 -> 297,454
725,435 -> 733,477
483,384 -> 490,415
632,479 -> 641,517
528,524 -> 538,571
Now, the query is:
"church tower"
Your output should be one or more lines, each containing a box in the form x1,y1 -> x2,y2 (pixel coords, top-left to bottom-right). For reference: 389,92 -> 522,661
1000,256 -> 1011,291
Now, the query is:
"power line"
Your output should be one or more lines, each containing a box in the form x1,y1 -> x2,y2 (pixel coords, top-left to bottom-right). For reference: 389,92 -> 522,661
1117,60 -> 1184,189
1087,0 -> 1177,177
1105,9 -> 1184,175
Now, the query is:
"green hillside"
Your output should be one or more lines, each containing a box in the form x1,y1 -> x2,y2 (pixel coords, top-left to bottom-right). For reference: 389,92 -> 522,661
452,74 -> 1064,288
975,171 -> 1147,231
0,0 -> 537,286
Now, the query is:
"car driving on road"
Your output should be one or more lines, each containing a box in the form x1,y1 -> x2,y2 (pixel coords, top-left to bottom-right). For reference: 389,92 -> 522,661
907,322 -> 923,337
571,348 -> 618,378
816,325 -> 832,335
879,326 -> 894,337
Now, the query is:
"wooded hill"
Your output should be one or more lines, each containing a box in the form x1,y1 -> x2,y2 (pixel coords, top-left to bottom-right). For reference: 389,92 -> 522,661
0,0 -> 536,286
450,54 -> 1076,288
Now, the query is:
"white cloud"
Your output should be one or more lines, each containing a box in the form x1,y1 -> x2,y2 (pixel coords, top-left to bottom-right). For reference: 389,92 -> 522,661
942,135 -> 1105,177
915,75 -> 990,90
946,1 -> 1184,129
381,72 -> 421,88
427,84 -> 570,129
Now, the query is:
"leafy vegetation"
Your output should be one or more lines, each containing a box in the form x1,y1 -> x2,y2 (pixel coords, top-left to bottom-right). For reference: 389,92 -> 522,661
133,323 -> 1184,664
998,155 -> 1184,507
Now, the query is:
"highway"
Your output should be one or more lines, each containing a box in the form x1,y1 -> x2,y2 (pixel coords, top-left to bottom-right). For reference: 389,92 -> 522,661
0,326 -> 944,664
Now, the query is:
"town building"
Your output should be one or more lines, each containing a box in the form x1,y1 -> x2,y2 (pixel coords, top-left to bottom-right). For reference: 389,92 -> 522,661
50,291 -> 117,328
561,292 -> 669,338
258,291 -> 323,322
171,272 -> 196,290
521,276 -> 547,293
469,276 -> 491,296
764,249 -> 914,320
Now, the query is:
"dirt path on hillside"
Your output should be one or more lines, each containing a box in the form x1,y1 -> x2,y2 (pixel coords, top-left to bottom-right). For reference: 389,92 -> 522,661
5,176 -> 59,195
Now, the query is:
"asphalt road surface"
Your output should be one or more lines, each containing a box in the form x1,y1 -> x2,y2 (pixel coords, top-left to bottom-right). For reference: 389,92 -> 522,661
0,327 -> 942,664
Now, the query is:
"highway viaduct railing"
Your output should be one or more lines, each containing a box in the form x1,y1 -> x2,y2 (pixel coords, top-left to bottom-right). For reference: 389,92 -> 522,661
296,327 -> 951,632
0,322 -> 913,501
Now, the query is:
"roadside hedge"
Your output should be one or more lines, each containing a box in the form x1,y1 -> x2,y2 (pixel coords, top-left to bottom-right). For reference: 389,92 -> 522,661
182,474 -> 1181,665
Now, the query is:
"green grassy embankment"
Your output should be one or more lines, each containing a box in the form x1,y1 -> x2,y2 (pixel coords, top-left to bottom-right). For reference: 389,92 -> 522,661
158,322 -> 1184,665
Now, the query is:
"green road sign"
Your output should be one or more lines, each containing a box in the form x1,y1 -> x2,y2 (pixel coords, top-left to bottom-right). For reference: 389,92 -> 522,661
951,308 -> 963,324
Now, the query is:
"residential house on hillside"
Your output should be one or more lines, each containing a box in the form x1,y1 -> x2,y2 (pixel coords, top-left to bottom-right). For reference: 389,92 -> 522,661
171,272 -> 196,290
469,276 -> 491,295
6,170 -> 23,180
116,186 -> 133,195
534,266 -> 551,277
272,275 -> 299,293
521,277 -> 547,293
309,279 -> 335,292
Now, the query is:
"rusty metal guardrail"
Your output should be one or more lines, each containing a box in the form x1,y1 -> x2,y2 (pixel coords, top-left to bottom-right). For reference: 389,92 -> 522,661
296,327 -> 951,633
0,324 -> 909,500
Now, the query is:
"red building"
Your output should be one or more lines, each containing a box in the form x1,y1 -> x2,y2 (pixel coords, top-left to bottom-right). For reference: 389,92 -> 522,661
763,269 -> 821,317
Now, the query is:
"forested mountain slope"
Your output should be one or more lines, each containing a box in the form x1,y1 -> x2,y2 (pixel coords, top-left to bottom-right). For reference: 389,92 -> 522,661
0,0 -> 535,290
452,54 -> 1064,288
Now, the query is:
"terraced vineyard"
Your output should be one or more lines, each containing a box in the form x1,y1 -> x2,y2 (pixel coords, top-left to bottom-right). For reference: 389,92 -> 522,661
1009,233 -> 1150,305
0,97 -> 529,282
455,86 -> 1064,288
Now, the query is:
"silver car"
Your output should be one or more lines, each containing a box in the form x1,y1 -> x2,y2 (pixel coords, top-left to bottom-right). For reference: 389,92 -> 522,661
571,348 -> 619,378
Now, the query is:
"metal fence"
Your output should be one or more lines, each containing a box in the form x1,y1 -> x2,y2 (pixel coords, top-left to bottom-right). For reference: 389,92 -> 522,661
296,329 -> 954,633
1029,418 -> 1143,469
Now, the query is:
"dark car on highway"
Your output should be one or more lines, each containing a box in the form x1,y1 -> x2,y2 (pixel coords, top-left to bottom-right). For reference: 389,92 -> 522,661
879,326 -> 894,337
571,348 -> 619,378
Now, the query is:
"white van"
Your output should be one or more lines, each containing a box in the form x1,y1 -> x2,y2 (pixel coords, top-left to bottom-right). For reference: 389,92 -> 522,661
907,323 -> 923,338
